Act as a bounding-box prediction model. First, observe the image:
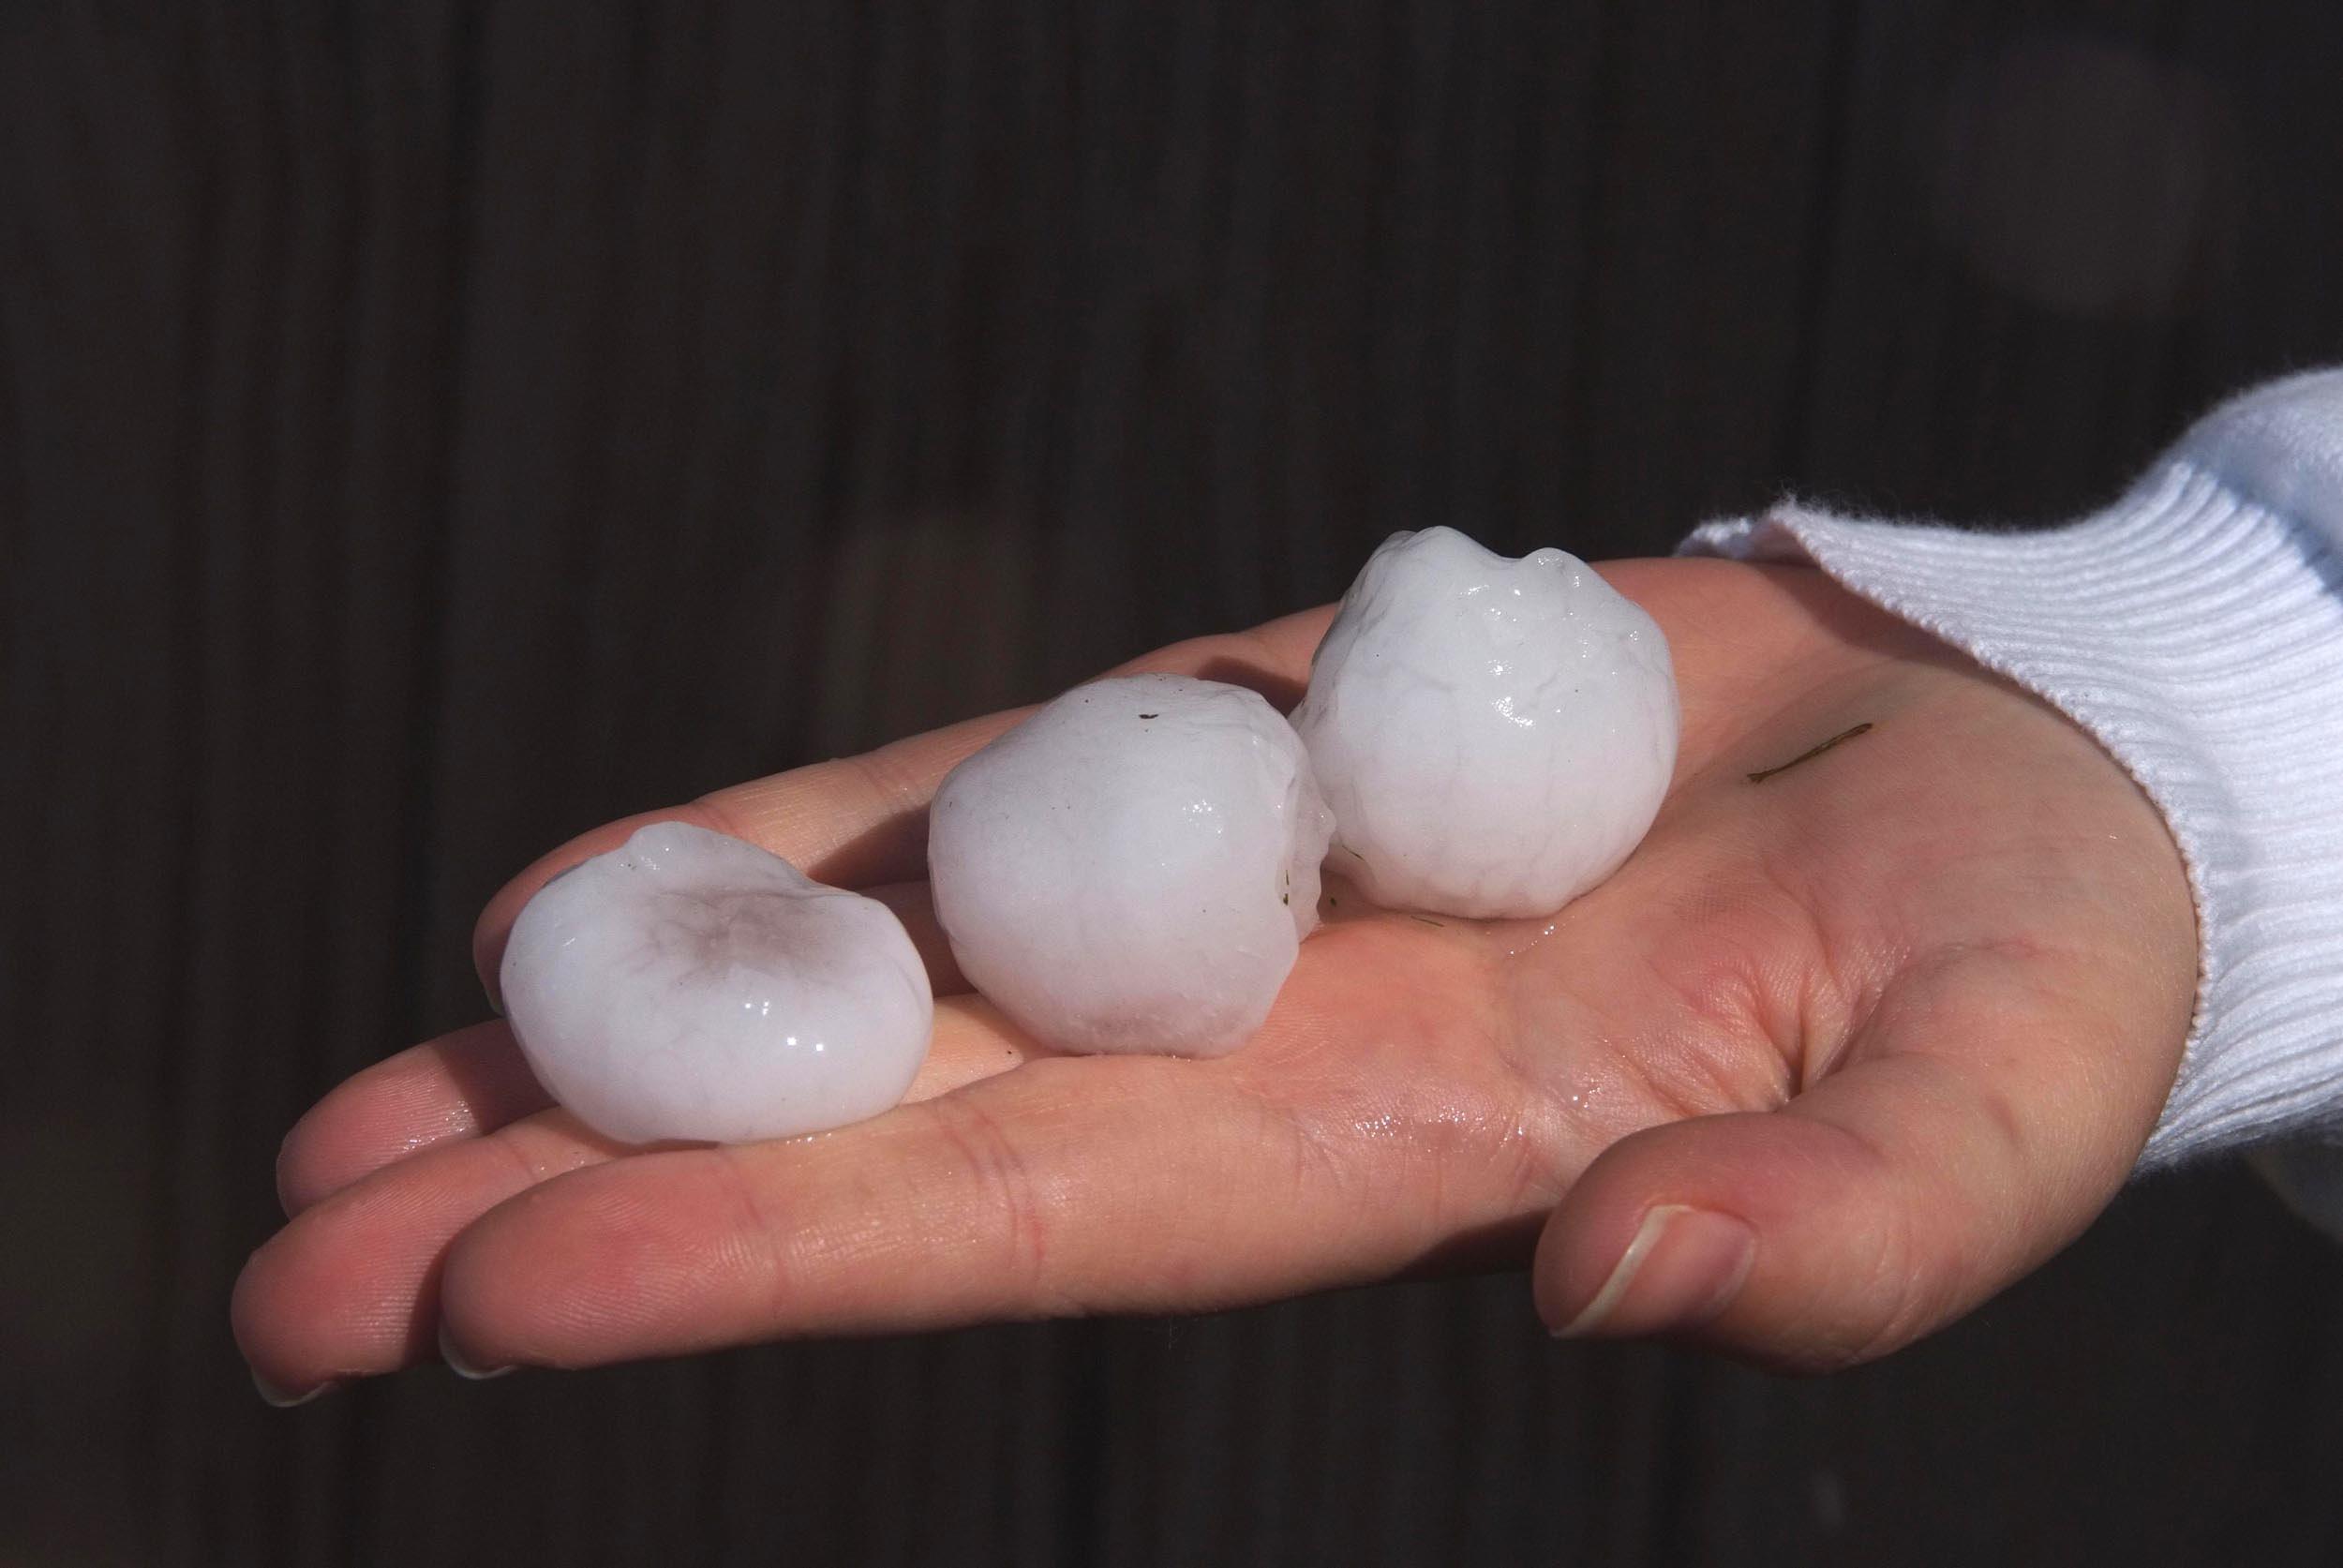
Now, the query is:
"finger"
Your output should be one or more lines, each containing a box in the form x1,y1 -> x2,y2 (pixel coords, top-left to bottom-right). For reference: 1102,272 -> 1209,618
235,997 -> 1048,1398
1531,948 -> 2186,1370
237,1107 -> 625,1401
278,882 -> 970,1220
860,880 -> 965,995
470,608 -> 1336,1001
276,1022 -> 551,1218
428,1068 -> 1282,1372
427,933 -> 1492,1375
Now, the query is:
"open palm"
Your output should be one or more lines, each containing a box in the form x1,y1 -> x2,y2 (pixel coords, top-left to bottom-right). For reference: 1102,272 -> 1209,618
234,558 -> 2195,1399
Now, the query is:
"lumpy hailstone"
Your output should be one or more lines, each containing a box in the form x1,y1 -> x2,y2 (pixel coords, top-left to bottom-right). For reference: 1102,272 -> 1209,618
1293,526 -> 1679,919
500,821 -> 933,1144
928,673 -> 1334,1056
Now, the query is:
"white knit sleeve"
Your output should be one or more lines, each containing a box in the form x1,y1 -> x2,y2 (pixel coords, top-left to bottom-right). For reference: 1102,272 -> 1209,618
1678,369 -> 2343,1195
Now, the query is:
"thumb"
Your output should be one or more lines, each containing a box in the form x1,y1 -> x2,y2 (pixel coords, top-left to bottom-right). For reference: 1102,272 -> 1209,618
1531,969 -> 2182,1371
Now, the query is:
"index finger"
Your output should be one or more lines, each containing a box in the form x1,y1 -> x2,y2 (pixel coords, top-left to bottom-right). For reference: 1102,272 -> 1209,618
471,608 -> 1335,1002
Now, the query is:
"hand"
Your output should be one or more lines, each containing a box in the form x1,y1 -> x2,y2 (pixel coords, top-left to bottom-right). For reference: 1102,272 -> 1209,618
232,559 -> 2195,1398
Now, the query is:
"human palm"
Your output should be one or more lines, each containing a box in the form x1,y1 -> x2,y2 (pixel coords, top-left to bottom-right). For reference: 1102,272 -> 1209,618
234,559 -> 2194,1399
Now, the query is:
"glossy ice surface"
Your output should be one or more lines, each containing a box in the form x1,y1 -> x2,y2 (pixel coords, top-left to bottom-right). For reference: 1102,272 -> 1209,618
1293,527 -> 1679,918
928,673 -> 1335,1056
499,821 -> 933,1143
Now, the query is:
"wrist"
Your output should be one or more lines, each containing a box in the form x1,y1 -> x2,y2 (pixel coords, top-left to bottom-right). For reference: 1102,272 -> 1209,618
1682,371 -> 2343,1166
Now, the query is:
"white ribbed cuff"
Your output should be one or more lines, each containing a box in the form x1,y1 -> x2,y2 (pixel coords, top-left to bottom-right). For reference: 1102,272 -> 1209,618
1681,375 -> 2343,1170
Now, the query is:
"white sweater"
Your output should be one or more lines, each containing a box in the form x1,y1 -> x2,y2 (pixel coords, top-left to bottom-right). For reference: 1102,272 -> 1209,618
1679,370 -> 2343,1223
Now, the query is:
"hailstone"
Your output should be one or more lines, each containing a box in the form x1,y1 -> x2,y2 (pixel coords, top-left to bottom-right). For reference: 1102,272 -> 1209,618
927,673 -> 1335,1056
499,821 -> 933,1144
1293,526 -> 1679,919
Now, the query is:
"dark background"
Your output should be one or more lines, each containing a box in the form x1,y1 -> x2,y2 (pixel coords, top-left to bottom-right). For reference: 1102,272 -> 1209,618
8,1 -> 2343,1563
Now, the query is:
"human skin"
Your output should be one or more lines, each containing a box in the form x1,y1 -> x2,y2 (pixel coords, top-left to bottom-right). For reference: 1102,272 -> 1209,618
232,559 -> 2196,1399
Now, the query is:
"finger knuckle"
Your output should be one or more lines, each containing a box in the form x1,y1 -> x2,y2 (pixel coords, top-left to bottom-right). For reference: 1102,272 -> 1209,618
923,1098 -> 1067,1309
1784,1126 -> 1950,1373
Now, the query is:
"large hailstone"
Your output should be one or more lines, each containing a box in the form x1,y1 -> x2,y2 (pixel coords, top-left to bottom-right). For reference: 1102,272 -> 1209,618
1293,526 -> 1679,919
927,673 -> 1334,1056
500,821 -> 933,1144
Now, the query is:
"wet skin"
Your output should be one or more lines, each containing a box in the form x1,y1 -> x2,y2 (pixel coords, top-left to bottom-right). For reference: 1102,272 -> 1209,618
233,558 -> 2194,1397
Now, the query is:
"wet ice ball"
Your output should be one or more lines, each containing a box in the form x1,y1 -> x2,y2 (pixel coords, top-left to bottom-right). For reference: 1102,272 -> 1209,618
1293,527 -> 1679,919
499,821 -> 933,1144
927,673 -> 1335,1056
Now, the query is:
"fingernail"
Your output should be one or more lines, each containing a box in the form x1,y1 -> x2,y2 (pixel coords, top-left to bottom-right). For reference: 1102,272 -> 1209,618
253,1369 -> 339,1408
1553,1204 -> 1756,1339
272,1135 -> 300,1217
440,1322 -> 516,1381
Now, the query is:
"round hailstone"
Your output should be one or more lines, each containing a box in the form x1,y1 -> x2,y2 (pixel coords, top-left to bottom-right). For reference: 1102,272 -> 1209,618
1292,526 -> 1679,919
499,821 -> 933,1144
928,673 -> 1335,1057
